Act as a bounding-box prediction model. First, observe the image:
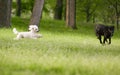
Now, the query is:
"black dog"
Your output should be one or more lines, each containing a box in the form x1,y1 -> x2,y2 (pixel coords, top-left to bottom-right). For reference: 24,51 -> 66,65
95,24 -> 114,44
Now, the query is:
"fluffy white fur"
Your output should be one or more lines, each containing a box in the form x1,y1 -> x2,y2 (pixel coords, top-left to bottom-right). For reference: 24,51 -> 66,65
13,25 -> 42,40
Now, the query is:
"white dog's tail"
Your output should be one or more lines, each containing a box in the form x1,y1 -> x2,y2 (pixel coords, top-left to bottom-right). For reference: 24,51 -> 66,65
13,28 -> 19,34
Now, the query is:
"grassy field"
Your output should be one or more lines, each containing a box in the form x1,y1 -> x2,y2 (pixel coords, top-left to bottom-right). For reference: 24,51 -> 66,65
0,17 -> 120,75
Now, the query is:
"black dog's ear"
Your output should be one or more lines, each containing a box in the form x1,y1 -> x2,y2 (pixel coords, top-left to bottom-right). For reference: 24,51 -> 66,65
111,26 -> 115,28
111,26 -> 115,30
113,26 -> 115,29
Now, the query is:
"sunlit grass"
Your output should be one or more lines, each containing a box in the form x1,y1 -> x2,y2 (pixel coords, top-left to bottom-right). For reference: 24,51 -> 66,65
0,17 -> 120,75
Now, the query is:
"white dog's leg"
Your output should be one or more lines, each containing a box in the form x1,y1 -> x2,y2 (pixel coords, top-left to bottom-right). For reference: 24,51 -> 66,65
14,34 -> 22,40
13,37 -> 20,40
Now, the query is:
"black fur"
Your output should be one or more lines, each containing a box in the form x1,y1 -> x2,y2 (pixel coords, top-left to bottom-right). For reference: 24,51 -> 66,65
95,24 -> 114,44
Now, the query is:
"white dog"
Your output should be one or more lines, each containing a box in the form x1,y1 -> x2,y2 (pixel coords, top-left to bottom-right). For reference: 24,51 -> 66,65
13,25 -> 42,40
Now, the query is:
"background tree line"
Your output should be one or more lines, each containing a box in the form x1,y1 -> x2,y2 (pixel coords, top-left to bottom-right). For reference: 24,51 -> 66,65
0,0 -> 120,29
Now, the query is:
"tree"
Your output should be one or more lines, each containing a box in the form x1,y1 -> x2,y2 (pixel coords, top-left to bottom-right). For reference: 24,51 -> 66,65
29,0 -> 44,26
0,0 -> 12,28
80,0 -> 97,22
66,0 -> 77,29
107,0 -> 120,30
54,0 -> 63,20
16,0 -> 21,16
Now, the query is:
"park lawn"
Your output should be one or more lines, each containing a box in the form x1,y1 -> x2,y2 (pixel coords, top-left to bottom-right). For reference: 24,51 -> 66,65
0,17 -> 120,75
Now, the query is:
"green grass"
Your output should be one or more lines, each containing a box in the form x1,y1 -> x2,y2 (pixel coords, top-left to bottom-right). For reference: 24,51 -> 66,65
0,17 -> 120,75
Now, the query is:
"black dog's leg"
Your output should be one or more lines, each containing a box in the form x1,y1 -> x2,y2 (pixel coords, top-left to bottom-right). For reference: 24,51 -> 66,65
103,37 -> 107,44
108,38 -> 111,44
98,35 -> 102,44
105,39 -> 108,43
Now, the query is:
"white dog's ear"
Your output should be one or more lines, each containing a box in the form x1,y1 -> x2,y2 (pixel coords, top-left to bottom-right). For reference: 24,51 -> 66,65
28,26 -> 32,31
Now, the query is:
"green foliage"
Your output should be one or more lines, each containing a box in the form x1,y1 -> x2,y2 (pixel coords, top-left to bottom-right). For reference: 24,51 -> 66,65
21,0 -> 34,12
0,17 -> 120,75
12,0 -> 120,24
11,17 -> 30,30
12,0 -> 34,17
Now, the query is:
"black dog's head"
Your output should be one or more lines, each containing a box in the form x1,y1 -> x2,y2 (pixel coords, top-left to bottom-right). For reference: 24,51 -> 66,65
108,26 -> 115,37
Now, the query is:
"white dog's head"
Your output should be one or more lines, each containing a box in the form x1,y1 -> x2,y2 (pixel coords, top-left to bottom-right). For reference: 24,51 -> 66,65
29,25 -> 39,32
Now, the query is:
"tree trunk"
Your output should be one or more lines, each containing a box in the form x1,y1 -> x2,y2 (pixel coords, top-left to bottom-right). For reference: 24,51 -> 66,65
0,0 -> 12,28
115,1 -> 119,30
54,0 -> 63,20
66,0 -> 77,29
116,16 -> 119,30
92,14 -> 95,23
107,0 -> 120,30
29,0 -> 44,26
86,12 -> 90,22
16,0 -> 21,17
